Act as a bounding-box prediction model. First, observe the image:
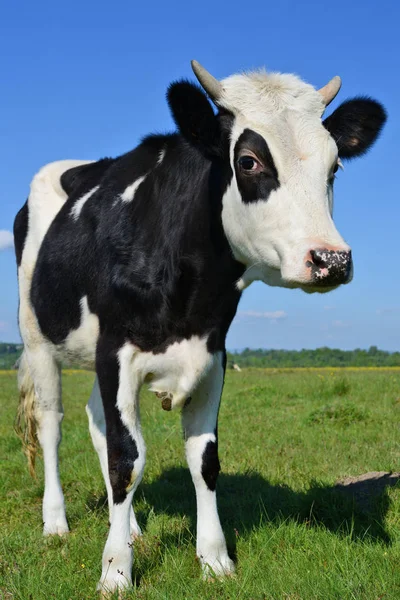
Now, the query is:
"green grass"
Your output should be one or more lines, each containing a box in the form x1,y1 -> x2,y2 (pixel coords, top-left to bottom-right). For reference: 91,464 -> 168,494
1,368 -> 400,599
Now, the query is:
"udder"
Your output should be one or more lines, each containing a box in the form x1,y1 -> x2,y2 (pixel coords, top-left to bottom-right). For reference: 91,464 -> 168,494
135,336 -> 215,410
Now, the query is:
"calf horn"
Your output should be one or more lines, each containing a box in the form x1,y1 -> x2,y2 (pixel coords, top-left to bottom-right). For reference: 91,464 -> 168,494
191,60 -> 223,103
318,76 -> 342,106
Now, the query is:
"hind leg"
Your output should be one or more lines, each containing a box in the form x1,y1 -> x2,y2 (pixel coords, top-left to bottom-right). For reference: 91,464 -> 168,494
26,345 -> 69,536
86,376 -> 142,539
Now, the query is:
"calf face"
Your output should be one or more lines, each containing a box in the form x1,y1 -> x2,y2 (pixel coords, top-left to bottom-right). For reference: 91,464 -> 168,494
168,62 -> 386,293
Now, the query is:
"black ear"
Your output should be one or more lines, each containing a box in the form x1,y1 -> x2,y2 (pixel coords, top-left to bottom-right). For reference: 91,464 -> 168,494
323,97 -> 387,159
167,80 -> 220,155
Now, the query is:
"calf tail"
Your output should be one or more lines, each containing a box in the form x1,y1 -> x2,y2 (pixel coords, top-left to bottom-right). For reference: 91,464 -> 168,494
14,351 -> 39,477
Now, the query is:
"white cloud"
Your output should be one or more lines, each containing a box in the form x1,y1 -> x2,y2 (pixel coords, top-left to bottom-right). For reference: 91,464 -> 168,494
332,320 -> 350,328
323,305 -> 336,311
0,230 -> 14,250
376,308 -> 399,315
238,310 -> 287,321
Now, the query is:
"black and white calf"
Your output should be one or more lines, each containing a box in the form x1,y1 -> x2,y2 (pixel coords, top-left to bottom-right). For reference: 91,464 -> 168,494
14,61 -> 386,593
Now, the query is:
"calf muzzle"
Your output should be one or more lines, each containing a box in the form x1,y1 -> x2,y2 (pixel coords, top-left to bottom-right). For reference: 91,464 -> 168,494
307,249 -> 352,286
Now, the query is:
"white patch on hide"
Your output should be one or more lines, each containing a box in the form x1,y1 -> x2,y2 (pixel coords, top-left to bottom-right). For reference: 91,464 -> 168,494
157,148 -> 166,165
120,175 -> 147,202
55,296 -> 99,367
70,185 -> 99,220
116,344 -> 139,431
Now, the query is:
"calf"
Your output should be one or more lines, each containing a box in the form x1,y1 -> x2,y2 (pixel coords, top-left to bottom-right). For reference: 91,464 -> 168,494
14,60 -> 386,594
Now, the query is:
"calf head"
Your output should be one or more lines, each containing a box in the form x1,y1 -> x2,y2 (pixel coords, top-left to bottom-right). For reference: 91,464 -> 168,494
168,61 -> 386,293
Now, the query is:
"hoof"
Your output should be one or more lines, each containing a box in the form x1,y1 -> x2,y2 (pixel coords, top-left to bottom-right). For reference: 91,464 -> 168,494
98,584 -> 129,599
43,520 -> 69,537
200,555 -> 236,579
97,575 -> 132,598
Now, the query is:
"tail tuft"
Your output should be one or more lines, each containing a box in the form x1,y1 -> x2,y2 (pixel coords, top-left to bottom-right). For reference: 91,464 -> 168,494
14,352 -> 39,477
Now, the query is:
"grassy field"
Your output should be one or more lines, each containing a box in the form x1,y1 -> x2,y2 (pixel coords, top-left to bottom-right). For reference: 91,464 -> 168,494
1,368 -> 400,599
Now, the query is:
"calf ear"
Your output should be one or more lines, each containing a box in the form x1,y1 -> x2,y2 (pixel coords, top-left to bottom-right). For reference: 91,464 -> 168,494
167,80 -> 220,156
323,97 -> 387,159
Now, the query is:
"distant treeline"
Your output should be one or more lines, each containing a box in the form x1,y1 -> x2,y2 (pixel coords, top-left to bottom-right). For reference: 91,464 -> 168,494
0,343 -> 23,369
1,343 -> 400,370
227,346 -> 400,368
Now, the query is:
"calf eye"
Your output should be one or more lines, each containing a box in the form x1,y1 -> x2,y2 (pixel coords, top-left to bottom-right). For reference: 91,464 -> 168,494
238,156 -> 259,172
328,161 -> 340,185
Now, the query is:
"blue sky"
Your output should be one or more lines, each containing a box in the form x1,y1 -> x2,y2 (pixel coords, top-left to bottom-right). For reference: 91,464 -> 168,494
1,0 -> 399,350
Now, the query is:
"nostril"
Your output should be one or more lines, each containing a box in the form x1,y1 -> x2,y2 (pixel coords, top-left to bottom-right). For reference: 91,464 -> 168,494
309,250 -> 326,268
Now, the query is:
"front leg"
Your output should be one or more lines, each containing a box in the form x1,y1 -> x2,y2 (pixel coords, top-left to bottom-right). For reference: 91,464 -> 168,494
86,377 -> 142,539
181,350 -> 235,578
96,338 -> 146,595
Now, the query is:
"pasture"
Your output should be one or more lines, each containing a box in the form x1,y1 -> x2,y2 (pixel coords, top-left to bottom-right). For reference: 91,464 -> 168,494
1,368 -> 399,599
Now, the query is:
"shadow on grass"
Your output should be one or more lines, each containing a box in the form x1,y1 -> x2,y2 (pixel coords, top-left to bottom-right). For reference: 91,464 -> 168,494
86,467 -> 399,569
133,468 -> 399,549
